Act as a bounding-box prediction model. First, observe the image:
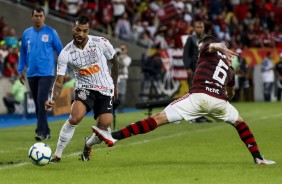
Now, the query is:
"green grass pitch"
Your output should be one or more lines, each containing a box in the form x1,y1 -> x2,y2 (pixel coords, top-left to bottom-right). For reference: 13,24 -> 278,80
0,102 -> 282,184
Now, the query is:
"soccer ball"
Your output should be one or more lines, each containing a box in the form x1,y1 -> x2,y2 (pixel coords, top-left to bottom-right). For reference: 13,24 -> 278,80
28,143 -> 52,166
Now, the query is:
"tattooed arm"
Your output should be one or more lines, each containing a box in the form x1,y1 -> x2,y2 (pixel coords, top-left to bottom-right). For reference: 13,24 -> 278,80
45,75 -> 65,110
110,54 -> 119,100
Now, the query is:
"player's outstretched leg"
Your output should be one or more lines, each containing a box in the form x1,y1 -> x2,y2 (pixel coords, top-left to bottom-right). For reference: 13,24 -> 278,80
93,117 -> 158,147
234,122 -> 275,165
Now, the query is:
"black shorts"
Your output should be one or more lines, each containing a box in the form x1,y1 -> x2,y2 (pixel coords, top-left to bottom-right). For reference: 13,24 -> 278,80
75,89 -> 113,119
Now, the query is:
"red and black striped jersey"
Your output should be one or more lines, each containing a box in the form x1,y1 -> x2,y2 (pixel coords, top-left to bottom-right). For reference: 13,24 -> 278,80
189,45 -> 235,100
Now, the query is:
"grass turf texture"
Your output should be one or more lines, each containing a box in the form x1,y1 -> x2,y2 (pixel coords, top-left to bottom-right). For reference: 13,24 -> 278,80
0,102 -> 281,184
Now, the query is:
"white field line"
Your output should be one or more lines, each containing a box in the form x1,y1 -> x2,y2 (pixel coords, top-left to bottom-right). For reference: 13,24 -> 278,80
0,125 -> 224,171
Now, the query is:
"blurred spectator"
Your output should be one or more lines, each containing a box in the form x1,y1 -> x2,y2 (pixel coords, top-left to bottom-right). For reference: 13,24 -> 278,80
4,28 -> 19,48
272,25 -> 282,47
140,1 -> 157,27
260,28 -> 275,48
266,11 -> 275,32
132,18 -> 145,43
98,0 -> 114,35
112,0 -> 126,23
0,26 -> 9,41
2,76 -> 27,114
65,0 -> 83,17
234,48 -> 250,101
233,0 -> 249,21
0,16 -> 7,32
3,46 -> 18,77
140,52 -> 163,102
275,53 -> 282,101
243,11 -> 255,27
210,0 -> 227,19
114,12 -> 132,41
153,25 -> 168,49
246,23 -> 261,47
136,30 -> 154,50
0,16 -> 8,35
124,0 -> 138,25
261,52 -> 275,102
230,23 -> 246,48
165,27 -> 177,48
88,11 -> 104,32
54,0 -> 68,16
115,44 -> 132,112
0,40 -> 8,77
182,4 -> 193,25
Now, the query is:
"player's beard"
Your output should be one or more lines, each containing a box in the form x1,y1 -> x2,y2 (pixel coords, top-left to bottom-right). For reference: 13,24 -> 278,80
73,35 -> 86,46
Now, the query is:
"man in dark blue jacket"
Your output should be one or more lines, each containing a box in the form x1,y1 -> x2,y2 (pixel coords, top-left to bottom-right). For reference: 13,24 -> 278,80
18,6 -> 63,141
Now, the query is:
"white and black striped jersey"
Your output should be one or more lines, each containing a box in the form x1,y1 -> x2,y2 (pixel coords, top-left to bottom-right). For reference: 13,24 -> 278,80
57,35 -> 116,96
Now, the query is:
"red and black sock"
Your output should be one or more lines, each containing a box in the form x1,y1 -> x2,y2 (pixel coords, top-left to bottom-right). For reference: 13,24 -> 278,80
112,117 -> 158,140
235,122 -> 263,159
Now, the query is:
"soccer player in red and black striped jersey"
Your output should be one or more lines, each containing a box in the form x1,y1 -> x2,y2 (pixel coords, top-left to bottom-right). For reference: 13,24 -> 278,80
92,35 -> 275,165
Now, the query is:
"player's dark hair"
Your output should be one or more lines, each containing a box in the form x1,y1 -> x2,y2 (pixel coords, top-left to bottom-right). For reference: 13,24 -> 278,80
32,6 -> 45,16
74,16 -> 89,25
199,35 -> 219,44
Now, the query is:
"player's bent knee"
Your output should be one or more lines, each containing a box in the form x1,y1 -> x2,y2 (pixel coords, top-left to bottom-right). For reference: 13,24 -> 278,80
68,117 -> 82,125
151,111 -> 169,126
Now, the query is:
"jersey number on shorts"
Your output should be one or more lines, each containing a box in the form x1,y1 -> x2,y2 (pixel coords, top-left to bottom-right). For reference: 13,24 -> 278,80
212,59 -> 228,85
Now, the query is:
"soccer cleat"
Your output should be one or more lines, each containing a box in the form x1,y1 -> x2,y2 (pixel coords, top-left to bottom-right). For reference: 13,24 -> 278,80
45,134 -> 51,140
35,134 -> 45,141
92,126 -> 117,147
49,156 -> 61,163
254,157 -> 276,165
81,137 -> 92,161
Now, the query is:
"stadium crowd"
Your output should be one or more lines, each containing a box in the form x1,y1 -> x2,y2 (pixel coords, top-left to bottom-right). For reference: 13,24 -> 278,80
22,0 -> 282,50
2,0 -> 282,78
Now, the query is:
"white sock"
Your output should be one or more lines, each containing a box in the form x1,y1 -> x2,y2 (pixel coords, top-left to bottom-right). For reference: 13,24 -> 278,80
86,133 -> 102,148
54,120 -> 77,158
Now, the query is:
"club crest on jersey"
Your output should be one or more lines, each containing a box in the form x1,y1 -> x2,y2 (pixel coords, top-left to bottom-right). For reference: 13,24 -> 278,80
41,34 -> 49,42
78,90 -> 88,100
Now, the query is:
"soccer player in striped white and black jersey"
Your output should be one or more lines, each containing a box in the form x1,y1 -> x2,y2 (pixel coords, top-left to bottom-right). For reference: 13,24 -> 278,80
45,16 -> 119,162
92,35 -> 275,165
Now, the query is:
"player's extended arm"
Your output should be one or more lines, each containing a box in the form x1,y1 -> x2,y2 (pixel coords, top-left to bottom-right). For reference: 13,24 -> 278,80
208,43 -> 238,61
110,54 -> 119,99
45,75 -> 65,110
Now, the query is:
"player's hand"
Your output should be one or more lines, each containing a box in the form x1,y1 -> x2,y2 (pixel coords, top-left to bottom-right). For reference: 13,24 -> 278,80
18,73 -> 25,85
45,100 -> 55,110
187,69 -> 193,78
224,48 -> 239,61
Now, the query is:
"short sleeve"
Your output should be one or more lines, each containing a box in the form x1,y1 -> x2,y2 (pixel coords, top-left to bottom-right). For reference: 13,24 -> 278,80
56,51 -> 68,75
100,37 -> 115,60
